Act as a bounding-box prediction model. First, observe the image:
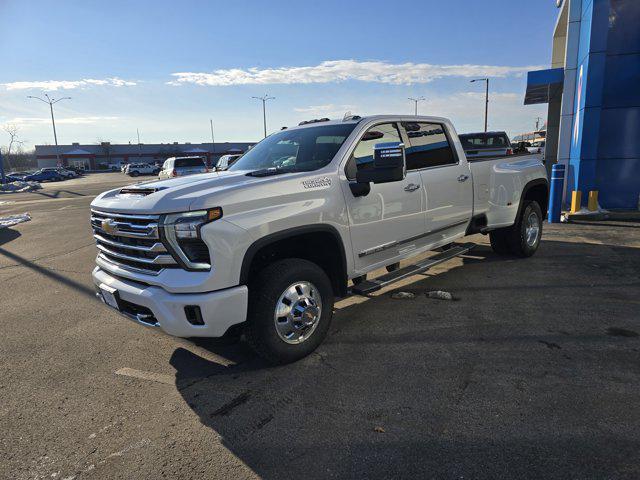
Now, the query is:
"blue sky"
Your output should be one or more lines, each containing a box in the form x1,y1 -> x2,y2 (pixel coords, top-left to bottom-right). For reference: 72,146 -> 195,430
0,0 -> 559,149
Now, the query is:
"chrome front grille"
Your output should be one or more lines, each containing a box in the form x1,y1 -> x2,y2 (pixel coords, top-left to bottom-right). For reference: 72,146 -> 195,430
91,209 -> 178,275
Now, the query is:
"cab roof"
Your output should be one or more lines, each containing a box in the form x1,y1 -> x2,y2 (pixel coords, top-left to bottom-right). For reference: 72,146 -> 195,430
287,114 -> 451,131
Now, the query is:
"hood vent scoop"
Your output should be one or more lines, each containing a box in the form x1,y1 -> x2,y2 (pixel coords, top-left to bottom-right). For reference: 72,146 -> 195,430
118,186 -> 166,197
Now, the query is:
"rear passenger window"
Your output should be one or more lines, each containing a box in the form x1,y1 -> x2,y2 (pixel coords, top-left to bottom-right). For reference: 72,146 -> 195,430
401,122 -> 457,169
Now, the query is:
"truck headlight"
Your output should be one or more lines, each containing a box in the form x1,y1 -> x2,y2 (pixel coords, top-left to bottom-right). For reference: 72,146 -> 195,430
160,208 -> 222,271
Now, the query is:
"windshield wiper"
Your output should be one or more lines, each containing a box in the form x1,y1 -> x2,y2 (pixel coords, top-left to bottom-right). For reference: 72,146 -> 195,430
246,166 -> 297,177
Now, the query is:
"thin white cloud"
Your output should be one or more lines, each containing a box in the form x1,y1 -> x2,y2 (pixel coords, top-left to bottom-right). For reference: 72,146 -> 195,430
2,77 -> 137,91
4,116 -> 120,126
367,91 -> 544,137
293,104 -> 357,113
169,60 -> 542,87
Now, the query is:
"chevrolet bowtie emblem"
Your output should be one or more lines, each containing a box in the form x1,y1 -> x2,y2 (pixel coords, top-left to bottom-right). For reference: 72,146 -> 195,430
101,219 -> 118,235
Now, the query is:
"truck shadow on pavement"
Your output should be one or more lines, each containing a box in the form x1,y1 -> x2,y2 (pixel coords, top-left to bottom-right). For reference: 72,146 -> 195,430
0,245 -> 97,300
32,188 -> 87,199
0,228 -> 21,246
170,238 -> 640,479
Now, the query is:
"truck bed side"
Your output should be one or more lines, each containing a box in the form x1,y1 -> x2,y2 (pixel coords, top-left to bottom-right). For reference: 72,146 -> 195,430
469,153 -> 547,229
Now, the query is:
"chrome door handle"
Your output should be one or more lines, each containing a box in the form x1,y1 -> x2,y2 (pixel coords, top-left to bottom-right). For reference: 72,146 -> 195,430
457,174 -> 469,182
404,183 -> 420,192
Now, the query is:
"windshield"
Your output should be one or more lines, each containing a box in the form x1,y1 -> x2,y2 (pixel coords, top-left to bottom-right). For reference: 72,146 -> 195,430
229,123 -> 356,173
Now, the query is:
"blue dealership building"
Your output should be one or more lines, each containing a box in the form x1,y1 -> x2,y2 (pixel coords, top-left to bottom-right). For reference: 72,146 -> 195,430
525,0 -> 640,210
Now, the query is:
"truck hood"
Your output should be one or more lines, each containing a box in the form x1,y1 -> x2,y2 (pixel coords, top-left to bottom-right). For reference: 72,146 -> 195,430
91,170 -> 255,214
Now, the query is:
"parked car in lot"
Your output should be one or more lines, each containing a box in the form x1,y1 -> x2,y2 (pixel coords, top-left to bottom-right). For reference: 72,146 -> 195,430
5,173 -> 26,182
5,171 -> 28,180
23,170 -> 64,182
459,131 -> 513,159
41,167 -> 77,178
124,163 -> 160,177
512,141 -> 532,154
92,115 -> 548,364
215,154 -> 242,171
65,166 -> 85,175
158,156 -> 208,179
527,140 -> 546,155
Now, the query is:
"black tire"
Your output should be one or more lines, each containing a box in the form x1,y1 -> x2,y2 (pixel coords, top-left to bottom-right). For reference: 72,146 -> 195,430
489,228 -> 511,255
245,258 -> 334,364
130,171 -> 139,177
507,200 -> 543,257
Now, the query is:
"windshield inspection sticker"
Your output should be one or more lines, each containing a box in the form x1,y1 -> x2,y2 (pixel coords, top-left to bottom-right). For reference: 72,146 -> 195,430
302,177 -> 332,189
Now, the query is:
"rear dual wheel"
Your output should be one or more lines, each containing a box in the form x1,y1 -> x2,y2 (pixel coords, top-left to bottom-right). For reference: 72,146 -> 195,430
489,200 -> 543,257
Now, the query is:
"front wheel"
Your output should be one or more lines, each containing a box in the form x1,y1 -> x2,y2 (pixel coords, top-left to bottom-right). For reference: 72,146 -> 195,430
245,259 -> 334,364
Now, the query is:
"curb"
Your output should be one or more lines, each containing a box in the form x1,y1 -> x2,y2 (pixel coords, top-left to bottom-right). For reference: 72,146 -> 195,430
567,210 -> 640,222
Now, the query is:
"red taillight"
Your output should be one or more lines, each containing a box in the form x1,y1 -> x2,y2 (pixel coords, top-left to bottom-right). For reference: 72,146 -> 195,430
171,169 -> 177,177
506,148 -> 513,155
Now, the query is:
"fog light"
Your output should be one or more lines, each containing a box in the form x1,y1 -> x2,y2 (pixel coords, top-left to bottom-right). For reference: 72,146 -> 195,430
184,305 -> 204,326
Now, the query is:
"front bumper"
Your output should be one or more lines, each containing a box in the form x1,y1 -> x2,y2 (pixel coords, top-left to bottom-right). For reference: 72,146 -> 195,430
92,267 -> 248,338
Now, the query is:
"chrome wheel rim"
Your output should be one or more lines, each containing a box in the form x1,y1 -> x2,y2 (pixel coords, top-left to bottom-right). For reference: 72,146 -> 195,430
525,211 -> 541,247
274,281 -> 322,344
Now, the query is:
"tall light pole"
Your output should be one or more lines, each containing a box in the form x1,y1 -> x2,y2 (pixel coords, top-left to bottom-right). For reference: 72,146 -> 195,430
252,94 -> 275,138
408,96 -> 425,116
470,78 -> 489,132
209,119 -> 215,153
27,93 -> 71,166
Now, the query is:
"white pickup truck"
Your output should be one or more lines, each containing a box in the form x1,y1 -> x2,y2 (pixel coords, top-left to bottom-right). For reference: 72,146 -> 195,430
91,115 -> 548,363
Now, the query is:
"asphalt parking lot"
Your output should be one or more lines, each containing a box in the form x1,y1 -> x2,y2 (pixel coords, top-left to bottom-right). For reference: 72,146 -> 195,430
1,172 -> 639,479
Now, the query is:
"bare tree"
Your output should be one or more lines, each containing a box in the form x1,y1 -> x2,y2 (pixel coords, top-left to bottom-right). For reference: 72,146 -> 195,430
4,124 -> 23,157
3,124 -> 24,170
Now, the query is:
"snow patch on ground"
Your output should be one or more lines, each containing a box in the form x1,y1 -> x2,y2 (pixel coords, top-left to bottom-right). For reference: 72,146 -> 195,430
0,213 -> 31,229
0,181 -> 42,193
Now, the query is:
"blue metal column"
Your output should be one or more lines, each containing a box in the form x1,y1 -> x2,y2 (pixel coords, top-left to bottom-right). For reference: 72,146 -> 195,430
548,163 -> 565,223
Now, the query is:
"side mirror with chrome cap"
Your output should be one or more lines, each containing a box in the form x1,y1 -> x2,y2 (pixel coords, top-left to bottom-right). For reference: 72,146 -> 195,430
356,142 -> 407,184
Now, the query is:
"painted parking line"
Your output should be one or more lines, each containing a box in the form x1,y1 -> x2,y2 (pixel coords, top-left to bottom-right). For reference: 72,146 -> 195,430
174,340 -> 237,367
115,367 -> 175,385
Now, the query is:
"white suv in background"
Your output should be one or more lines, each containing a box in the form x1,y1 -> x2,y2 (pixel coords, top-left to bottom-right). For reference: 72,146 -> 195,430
125,163 -> 159,177
159,156 -> 208,179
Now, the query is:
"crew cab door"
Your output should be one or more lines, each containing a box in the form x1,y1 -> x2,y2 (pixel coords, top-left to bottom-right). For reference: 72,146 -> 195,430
342,122 -> 427,272
400,121 -> 473,241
